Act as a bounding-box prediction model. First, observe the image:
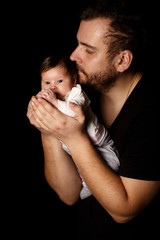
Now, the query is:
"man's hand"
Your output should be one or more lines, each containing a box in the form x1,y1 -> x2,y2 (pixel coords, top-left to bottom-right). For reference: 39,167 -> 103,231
26,96 -> 86,142
26,97 -> 43,131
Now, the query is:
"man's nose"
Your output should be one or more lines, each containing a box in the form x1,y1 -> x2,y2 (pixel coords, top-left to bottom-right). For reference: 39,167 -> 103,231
70,46 -> 82,64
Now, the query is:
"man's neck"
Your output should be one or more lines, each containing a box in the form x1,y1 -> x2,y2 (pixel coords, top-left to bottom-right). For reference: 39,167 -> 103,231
100,71 -> 142,128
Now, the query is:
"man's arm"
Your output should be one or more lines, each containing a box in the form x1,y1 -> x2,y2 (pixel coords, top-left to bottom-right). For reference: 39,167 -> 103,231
41,134 -> 82,205
27,97 -> 82,205
66,134 -> 160,223
29,97 -> 160,223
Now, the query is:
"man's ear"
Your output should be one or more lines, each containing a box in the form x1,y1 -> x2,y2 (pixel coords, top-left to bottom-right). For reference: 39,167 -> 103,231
116,50 -> 133,72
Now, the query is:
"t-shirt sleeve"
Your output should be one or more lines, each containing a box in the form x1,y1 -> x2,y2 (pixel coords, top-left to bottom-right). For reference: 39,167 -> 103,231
118,106 -> 159,180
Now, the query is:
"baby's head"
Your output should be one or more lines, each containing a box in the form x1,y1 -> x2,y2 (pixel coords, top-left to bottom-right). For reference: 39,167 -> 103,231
40,55 -> 77,100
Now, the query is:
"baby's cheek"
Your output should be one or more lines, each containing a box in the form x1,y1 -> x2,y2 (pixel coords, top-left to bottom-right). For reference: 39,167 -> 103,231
42,85 -> 50,90
41,83 -> 44,89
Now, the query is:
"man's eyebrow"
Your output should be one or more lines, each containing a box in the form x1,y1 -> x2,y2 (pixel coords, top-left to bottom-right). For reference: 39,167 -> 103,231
79,41 -> 97,50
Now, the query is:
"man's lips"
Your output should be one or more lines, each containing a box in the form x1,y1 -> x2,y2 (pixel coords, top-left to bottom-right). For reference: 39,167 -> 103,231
77,66 -> 85,75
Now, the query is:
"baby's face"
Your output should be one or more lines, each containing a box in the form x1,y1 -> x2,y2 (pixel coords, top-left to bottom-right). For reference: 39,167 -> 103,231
41,65 -> 76,100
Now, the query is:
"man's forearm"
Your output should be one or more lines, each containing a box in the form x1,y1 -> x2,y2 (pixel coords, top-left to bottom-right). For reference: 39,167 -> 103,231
65,134 -> 133,221
41,134 -> 82,205
66,134 -> 160,223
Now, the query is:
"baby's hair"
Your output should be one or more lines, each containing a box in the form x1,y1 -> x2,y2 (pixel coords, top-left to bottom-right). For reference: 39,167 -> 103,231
40,55 -> 77,77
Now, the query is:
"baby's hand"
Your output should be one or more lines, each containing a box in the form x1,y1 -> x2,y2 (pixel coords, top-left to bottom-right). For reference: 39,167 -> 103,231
36,89 -> 57,104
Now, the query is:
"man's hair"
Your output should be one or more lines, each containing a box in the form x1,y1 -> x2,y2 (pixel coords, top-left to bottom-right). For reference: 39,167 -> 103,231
40,55 -> 77,76
80,0 -> 147,72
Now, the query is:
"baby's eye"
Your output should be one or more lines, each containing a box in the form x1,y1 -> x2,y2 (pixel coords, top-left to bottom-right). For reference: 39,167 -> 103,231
45,81 -> 50,85
57,79 -> 63,83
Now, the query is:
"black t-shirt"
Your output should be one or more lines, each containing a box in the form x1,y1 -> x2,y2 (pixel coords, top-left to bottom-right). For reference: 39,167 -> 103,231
110,76 -> 158,180
75,76 -> 159,239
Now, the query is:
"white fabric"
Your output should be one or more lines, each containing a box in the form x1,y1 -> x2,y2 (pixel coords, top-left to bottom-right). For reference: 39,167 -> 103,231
57,84 -> 120,199
58,84 -> 90,117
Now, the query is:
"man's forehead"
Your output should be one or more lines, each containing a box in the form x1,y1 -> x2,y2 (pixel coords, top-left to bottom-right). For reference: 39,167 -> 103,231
78,18 -> 111,37
77,18 -> 111,46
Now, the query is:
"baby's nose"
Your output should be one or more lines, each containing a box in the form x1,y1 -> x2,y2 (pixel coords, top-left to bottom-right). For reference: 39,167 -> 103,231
50,83 -> 56,91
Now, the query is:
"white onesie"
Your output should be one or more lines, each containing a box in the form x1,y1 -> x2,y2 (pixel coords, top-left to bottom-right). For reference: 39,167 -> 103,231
57,84 -> 120,199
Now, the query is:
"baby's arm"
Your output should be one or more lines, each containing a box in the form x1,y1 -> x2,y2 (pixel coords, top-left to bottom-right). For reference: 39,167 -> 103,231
36,89 -> 58,108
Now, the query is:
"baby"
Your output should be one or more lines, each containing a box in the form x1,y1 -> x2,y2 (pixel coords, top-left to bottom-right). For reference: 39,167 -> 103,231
36,55 -> 120,199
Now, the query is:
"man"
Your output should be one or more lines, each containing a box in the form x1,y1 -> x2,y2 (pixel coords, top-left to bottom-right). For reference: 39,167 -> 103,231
27,1 -> 159,238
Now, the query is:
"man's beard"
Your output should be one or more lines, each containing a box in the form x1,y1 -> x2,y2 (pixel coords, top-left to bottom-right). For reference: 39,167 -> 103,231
77,64 -> 118,92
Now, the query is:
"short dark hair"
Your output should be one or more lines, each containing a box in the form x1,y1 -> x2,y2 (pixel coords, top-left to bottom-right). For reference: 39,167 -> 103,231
80,0 -> 147,72
40,55 -> 77,76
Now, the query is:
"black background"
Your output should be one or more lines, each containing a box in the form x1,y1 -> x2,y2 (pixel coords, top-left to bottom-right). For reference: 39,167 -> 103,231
3,0 -> 158,238
4,1 -> 89,238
